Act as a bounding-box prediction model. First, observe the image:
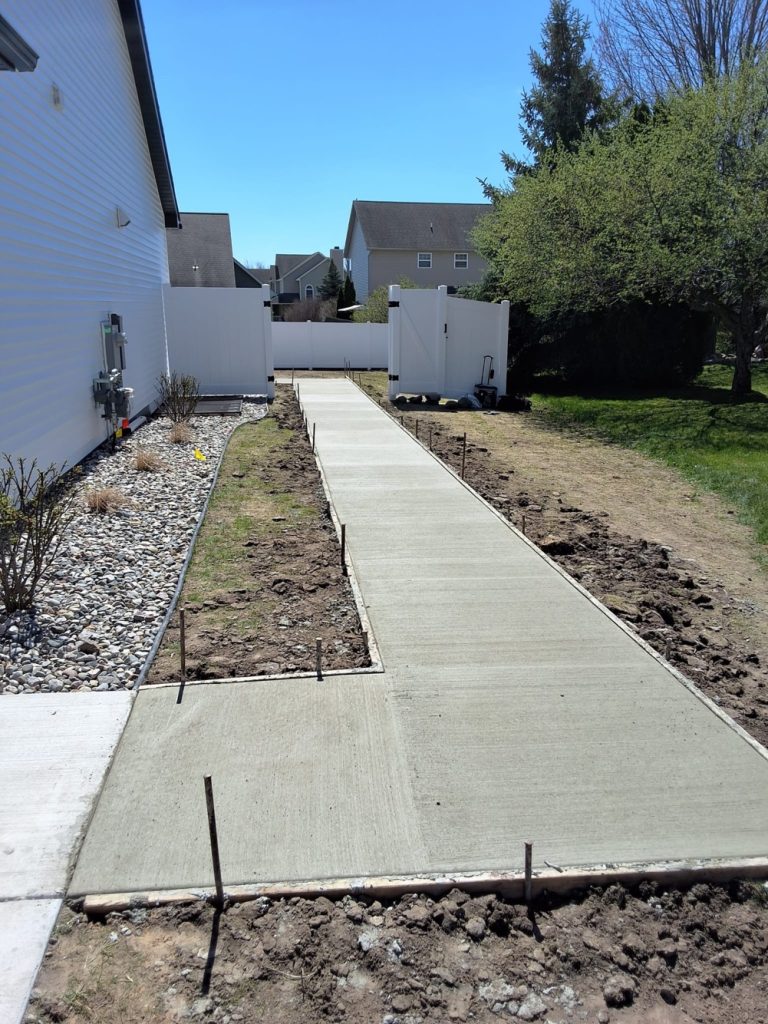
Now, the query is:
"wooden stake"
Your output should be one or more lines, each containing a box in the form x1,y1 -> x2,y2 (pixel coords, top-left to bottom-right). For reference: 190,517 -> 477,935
429,427 -> 433,450
521,514 -> 526,536
179,607 -> 186,679
316,637 -> 323,681
461,433 -> 467,479
341,523 -> 348,576
524,841 -> 533,903
204,776 -> 225,909
665,638 -> 671,661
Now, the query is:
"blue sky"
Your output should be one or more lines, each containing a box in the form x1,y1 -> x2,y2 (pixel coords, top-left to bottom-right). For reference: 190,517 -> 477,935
142,0 -> 599,267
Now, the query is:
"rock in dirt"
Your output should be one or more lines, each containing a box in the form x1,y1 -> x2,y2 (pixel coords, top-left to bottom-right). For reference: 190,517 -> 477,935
465,916 -> 486,940
603,974 -> 636,1007
517,991 -> 547,1020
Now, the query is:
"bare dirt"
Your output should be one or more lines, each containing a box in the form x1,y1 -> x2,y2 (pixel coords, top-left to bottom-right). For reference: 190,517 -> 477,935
32,882 -> 768,1023
148,387 -> 370,683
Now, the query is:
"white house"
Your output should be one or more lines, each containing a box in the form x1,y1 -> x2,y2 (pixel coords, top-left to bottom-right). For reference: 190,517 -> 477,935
0,0 -> 180,470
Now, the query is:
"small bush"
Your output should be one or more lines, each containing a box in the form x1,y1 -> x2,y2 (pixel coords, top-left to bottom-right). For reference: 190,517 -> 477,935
85,487 -> 128,514
158,372 -> 200,423
0,454 -> 77,614
168,422 -> 192,444
134,448 -> 164,472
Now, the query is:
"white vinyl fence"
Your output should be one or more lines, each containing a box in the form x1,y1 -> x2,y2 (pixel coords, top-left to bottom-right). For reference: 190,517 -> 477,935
272,321 -> 387,369
387,285 -> 509,400
163,284 -> 274,397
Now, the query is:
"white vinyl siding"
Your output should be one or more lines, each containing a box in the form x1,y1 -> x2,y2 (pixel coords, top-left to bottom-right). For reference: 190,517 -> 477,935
0,0 -> 170,470
417,252 -> 432,269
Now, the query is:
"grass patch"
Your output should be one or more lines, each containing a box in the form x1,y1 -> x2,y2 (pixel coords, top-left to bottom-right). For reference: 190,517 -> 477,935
533,364 -> 768,547
179,413 -> 314,629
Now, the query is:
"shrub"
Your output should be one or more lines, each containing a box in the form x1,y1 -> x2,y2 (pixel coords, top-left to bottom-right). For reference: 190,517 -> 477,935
85,487 -> 128,514
158,372 -> 199,423
168,422 -> 192,444
0,454 -> 77,614
134,447 -> 164,472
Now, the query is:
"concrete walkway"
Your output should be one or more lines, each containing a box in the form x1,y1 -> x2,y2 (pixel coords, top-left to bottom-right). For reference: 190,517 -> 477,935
0,692 -> 131,1023
71,379 -> 768,896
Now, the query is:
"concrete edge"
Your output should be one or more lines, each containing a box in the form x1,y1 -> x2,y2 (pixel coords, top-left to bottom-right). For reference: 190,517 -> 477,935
146,664 -> 384,692
292,382 -> 384,672
351,379 -> 768,768
76,857 -> 768,912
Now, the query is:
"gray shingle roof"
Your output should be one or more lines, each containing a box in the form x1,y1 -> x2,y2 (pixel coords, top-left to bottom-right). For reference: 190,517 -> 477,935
167,213 -> 235,287
275,253 -> 325,279
347,201 -> 492,252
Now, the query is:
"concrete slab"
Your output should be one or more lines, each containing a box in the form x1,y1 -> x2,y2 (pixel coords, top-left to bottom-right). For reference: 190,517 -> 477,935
71,379 -> 768,896
0,899 -> 61,1024
0,693 -> 132,898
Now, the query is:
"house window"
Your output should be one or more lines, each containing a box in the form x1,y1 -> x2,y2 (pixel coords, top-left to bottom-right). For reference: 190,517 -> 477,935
305,284 -> 314,299
454,252 -> 469,269
417,252 -> 432,269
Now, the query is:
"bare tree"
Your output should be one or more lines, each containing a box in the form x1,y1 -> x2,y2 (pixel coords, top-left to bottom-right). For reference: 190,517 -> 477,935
596,0 -> 768,98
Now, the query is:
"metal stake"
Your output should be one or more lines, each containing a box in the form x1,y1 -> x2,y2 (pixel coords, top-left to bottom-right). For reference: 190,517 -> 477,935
415,420 -> 419,440
179,607 -> 186,679
316,637 -> 323,681
312,422 -> 316,452
204,775 -> 225,908
429,427 -> 433,450
521,514 -> 527,536
524,841 -> 533,903
461,432 -> 467,479
341,523 -> 348,576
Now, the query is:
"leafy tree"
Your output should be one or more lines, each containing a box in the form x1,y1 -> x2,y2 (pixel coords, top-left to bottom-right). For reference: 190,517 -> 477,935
353,278 -> 417,324
596,0 -> 768,101
473,58 -> 768,393
318,261 -> 343,300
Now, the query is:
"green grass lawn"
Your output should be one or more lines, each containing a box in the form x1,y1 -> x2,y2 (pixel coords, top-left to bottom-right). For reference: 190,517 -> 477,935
534,364 -> 768,548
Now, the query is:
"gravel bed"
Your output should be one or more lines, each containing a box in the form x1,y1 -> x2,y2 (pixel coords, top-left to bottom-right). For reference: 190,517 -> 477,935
0,402 -> 267,695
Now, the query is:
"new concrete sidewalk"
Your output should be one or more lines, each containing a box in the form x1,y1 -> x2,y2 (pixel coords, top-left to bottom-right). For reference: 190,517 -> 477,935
0,692 -> 131,1023
71,379 -> 768,896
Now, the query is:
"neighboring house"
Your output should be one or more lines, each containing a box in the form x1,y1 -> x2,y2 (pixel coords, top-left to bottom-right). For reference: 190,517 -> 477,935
0,0 -> 179,470
166,212 -> 236,287
343,201 -> 491,301
234,260 -> 270,289
270,248 -> 345,312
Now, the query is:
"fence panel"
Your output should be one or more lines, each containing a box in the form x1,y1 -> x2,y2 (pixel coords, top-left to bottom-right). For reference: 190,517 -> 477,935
272,321 -> 387,369
163,285 -> 273,397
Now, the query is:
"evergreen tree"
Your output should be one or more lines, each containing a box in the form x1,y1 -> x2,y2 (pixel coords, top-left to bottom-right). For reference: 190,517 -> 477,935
337,275 -> 357,319
318,260 -> 343,300
503,1 -> 609,176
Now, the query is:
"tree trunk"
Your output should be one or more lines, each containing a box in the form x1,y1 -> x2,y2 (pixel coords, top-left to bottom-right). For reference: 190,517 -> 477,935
731,300 -> 757,396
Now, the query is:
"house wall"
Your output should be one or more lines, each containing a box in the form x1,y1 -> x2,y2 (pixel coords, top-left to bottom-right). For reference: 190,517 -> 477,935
296,258 -> 330,300
0,0 -> 170,469
346,217 -> 369,300
369,249 -> 487,295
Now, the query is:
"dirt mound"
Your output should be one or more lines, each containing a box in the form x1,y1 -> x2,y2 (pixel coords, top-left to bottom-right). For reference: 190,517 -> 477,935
34,881 -> 768,1023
